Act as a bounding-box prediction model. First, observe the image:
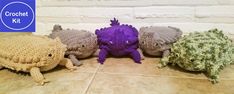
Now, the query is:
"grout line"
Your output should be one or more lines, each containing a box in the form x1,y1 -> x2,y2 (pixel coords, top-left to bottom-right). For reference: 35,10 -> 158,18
96,72 -> 234,81
97,72 -> 206,80
82,64 -> 101,94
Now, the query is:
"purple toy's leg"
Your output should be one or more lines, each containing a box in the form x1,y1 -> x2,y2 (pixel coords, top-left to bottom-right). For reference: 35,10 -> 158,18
98,49 -> 108,64
129,49 -> 142,64
137,48 -> 145,60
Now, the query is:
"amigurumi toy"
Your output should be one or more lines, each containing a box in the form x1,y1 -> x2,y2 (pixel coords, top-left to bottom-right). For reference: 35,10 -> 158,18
0,34 -> 76,85
49,25 -> 98,66
160,29 -> 234,83
139,26 -> 182,57
95,18 -> 143,64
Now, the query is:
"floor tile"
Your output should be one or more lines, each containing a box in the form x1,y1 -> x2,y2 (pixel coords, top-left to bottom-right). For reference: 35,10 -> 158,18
74,57 -> 100,73
0,68 -> 95,94
86,73 -> 234,94
0,57 -> 233,94
98,57 -> 206,78
219,64 -> 234,79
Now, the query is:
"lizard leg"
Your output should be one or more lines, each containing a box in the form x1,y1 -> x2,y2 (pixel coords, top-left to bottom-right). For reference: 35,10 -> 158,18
69,54 -> 82,66
30,67 -> 49,85
162,50 -> 170,57
0,64 -> 3,70
92,49 -> 100,57
59,58 -> 77,71
98,49 -> 108,64
207,66 -> 220,84
137,48 -> 145,60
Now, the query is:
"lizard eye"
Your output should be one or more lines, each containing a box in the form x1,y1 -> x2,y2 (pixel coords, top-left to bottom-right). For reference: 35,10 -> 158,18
48,53 -> 53,57
109,41 -> 113,44
94,40 -> 97,44
154,43 -> 158,46
126,40 -> 129,44
82,45 -> 85,47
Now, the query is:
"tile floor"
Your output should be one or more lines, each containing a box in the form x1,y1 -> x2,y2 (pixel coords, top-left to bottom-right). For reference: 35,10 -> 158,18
0,57 -> 234,94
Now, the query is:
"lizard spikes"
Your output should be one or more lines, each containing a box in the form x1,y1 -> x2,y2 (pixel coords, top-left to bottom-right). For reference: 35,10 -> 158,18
19,57 -> 26,63
53,24 -> 63,32
25,57 -> 32,63
110,18 -> 120,26
33,57 -> 40,63
12,56 -> 19,63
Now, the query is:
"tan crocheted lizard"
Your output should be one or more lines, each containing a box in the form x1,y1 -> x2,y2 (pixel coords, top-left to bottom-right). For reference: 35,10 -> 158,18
0,34 -> 76,85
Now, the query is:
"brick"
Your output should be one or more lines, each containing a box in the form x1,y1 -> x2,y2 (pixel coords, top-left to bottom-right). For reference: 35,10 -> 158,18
36,0 -> 41,7
38,0 -> 218,7
195,17 -> 234,23
195,6 -> 234,18
41,23 -> 108,35
217,0 -> 234,5
37,7 -> 133,18
35,22 -> 234,35
150,23 -> 234,34
36,16 -> 194,24
35,0 -> 234,37
34,22 -> 46,35
134,6 -> 194,18
151,0 -> 217,6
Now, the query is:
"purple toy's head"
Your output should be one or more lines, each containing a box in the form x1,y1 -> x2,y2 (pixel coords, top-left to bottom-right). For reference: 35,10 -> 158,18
107,29 -> 130,50
95,18 -> 139,51
95,18 -> 141,64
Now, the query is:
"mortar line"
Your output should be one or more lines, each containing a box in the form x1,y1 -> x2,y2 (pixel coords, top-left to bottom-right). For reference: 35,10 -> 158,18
94,71 -> 234,81
82,64 -> 101,94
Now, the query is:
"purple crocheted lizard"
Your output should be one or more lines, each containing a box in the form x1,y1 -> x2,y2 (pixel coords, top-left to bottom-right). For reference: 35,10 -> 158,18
95,18 -> 143,64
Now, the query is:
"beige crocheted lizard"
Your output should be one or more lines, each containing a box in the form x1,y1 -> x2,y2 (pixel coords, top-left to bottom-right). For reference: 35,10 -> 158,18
49,25 -> 98,66
0,34 -> 76,85
139,26 -> 182,57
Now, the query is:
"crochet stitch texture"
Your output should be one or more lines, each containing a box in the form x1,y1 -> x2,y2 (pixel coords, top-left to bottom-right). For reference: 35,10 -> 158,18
95,18 -> 143,64
0,34 -> 76,85
49,25 -> 98,66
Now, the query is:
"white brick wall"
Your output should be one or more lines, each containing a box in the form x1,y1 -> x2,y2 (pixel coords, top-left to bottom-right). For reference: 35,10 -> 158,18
35,0 -> 234,37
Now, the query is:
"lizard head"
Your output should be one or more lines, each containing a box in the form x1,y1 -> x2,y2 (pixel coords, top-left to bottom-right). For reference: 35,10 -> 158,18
66,34 -> 98,58
139,27 -> 165,54
106,29 -> 131,50
38,37 -> 66,67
